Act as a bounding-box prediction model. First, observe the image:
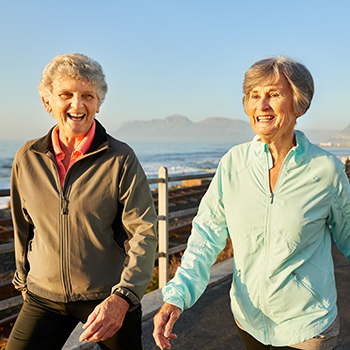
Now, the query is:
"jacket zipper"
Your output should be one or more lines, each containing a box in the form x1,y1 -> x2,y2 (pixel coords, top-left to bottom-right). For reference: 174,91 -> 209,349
45,152 -> 73,301
59,148 -> 108,301
261,189 -> 273,342
61,196 -> 72,300
47,151 -> 74,301
260,145 -> 276,342
260,145 -> 295,343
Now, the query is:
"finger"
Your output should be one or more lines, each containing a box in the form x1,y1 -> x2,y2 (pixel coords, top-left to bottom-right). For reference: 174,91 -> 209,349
80,318 -> 104,342
80,324 -> 111,343
156,332 -> 178,349
153,315 -> 167,338
154,333 -> 171,350
81,330 -> 105,343
80,327 -> 97,342
81,314 -> 121,343
153,322 -> 177,349
85,323 -> 118,343
96,325 -> 116,341
153,304 -> 180,348
163,312 -> 179,338
83,309 -> 99,329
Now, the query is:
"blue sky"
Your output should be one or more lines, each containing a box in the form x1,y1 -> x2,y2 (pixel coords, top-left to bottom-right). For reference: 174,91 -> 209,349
1,0 -> 349,140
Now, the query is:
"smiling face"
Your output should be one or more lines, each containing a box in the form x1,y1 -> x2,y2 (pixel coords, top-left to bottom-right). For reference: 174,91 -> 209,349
42,77 -> 100,141
244,74 -> 301,145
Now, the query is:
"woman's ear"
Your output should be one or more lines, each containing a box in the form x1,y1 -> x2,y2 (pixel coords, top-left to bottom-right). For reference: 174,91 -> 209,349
42,96 -> 52,114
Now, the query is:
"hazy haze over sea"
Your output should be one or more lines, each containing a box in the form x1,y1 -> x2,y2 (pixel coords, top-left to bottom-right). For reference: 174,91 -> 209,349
1,139 -> 350,209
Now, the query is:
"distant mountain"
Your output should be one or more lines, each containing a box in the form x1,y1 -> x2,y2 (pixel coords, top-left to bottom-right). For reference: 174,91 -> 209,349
297,128 -> 340,145
112,114 -> 345,145
113,115 -> 255,143
325,124 -> 350,146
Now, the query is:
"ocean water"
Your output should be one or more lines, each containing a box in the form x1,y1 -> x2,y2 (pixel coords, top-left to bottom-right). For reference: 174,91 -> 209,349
1,139 -> 350,209
128,141 -> 234,177
0,140 -> 236,208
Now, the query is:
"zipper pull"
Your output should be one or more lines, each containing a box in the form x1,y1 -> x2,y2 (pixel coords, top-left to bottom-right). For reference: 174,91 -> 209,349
62,198 -> 69,215
270,192 -> 274,204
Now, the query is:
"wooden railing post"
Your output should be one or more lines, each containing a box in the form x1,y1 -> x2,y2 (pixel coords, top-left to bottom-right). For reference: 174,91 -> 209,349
158,166 -> 169,289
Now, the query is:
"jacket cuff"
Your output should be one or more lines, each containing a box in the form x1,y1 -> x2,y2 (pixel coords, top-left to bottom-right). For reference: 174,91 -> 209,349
12,271 -> 27,291
162,286 -> 185,312
112,287 -> 140,312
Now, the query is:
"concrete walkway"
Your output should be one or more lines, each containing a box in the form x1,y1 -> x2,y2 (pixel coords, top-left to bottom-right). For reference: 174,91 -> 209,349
64,241 -> 350,350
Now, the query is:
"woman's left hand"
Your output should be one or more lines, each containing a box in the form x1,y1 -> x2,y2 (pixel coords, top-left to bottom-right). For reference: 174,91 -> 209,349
79,294 -> 129,342
153,302 -> 181,349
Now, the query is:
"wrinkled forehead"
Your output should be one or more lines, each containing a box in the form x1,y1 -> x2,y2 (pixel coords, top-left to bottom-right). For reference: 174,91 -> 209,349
48,73 -> 96,92
53,70 -> 90,83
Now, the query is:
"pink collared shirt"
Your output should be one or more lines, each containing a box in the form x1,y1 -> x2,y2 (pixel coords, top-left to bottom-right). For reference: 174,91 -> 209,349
51,120 -> 96,188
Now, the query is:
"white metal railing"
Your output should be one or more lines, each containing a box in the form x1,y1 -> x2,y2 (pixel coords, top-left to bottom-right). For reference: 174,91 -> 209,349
0,168 -> 215,312
154,167 -> 215,287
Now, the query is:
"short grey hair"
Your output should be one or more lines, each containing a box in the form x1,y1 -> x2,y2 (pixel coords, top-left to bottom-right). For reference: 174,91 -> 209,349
243,56 -> 314,116
38,53 -> 108,105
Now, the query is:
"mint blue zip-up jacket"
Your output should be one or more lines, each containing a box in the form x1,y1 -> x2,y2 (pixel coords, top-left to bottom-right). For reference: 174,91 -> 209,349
162,130 -> 350,346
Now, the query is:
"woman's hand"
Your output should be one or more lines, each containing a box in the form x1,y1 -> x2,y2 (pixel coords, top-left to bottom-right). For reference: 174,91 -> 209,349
153,302 -> 181,349
79,294 -> 129,343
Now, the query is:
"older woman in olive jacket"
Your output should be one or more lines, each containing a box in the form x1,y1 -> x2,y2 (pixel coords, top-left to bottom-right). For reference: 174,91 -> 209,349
7,53 -> 157,350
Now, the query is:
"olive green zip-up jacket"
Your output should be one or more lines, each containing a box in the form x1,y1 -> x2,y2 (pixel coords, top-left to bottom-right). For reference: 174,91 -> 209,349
11,120 -> 157,308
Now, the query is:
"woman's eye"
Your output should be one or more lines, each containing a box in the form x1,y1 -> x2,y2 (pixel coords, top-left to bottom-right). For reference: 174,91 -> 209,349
59,93 -> 72,99
251,94 -> 259,99
270,93 -> 280,98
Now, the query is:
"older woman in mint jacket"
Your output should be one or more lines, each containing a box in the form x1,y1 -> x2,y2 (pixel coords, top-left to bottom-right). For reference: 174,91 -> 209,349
153,56 -> 350,350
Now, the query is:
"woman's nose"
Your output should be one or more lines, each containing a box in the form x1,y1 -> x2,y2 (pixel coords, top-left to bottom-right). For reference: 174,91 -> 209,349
257,96 -> 270,110
70,95 -> 83,108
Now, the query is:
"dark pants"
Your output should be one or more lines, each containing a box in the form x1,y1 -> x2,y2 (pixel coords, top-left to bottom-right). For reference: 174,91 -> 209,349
6,291 -> 142,350
237,326 -> 295,350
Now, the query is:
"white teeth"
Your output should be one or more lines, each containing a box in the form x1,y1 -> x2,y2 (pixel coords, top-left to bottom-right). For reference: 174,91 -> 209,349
257,116 -> 274,121
68,113 -> 84,118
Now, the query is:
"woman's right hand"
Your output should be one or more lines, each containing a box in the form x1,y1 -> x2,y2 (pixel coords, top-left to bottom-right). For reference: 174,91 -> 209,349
153,302 -> 181,349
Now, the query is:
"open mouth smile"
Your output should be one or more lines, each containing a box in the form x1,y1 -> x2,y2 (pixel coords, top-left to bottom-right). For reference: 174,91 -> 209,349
257,116 -> 274,122
68,113 -> 85,121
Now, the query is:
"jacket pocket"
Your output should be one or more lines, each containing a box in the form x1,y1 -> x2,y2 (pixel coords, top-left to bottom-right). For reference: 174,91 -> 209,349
292,271 -> 329,309
230,269 -> 265,329
268,270 -> 329,323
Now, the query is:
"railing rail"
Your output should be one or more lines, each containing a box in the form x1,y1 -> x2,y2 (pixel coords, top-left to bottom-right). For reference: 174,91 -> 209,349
0,189 -> 10,197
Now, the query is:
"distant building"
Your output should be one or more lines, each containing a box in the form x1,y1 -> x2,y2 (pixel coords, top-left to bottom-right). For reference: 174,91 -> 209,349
319,142 -> 332,147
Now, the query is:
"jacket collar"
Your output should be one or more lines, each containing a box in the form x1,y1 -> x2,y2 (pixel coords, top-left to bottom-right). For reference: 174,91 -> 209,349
292,130 -> 309,165
251,130 -> 310,168
30,119 -> 109,155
